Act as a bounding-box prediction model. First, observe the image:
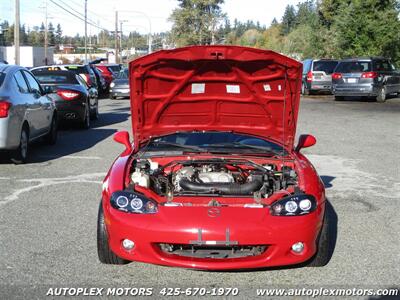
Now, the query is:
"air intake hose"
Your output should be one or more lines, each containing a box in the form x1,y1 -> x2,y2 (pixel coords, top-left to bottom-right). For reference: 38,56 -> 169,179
179,178 -> 263,195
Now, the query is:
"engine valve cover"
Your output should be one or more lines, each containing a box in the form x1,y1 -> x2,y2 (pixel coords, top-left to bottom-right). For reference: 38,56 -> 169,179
198,171 -> 234,183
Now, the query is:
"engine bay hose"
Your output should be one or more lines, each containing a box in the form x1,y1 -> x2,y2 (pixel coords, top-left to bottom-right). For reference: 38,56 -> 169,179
178,178 -> 263,195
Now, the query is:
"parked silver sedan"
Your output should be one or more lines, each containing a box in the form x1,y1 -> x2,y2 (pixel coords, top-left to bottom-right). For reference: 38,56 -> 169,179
109,69 -> 129,99
0,64 -> 58,164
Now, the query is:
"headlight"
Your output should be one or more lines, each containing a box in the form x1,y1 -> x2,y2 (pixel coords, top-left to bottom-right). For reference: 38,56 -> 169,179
110,191 -> 158,214
110,82 -> 115,88
270,194 -> 316,216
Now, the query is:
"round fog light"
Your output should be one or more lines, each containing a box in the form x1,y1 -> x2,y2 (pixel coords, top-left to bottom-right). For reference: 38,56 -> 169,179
291,242 -> 304,253
122,239 -> 135,250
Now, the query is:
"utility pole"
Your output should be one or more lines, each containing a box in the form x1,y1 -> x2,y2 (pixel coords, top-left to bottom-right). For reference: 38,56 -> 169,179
119,20 -> 127,63
44,0 -> 48,65
120,21 -> 123,63
14,0 -> 20,65
84,0 -> 88,62
115,11 -> 119,64
148,21 -> 152,54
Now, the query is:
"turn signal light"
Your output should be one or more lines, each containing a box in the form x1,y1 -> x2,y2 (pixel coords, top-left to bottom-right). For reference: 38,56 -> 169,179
361,71 -> 378,79
57,90 -> 80,100
0,101 -> 11,118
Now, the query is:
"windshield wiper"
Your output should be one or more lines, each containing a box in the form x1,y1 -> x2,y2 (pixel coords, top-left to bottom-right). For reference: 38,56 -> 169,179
150,141 -> 205,152
205,142 -> 284,155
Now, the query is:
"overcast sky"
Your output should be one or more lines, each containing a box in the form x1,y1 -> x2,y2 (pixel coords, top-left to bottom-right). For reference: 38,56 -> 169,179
0,0 -> 300,36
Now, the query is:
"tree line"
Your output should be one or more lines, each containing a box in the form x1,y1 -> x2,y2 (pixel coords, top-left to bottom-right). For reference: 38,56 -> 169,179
169,0 -> 400,65
0,21 -> 166,53
0,21 -> 63,47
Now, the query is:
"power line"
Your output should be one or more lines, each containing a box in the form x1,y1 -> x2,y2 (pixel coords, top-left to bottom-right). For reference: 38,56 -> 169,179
55,0 -> 110,29
69,0 -> 113,25
49,0 -> 109,31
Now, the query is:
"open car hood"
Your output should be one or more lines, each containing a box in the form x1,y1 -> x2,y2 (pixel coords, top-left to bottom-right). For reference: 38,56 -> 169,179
129,46 -> 302,151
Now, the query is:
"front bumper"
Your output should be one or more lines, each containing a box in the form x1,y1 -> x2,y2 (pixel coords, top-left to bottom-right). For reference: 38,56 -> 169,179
110,88 -> 130,98
104,202 -> 325,270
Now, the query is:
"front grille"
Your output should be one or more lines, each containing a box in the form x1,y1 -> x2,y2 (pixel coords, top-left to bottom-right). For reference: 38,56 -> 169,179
158,243 -> 267,259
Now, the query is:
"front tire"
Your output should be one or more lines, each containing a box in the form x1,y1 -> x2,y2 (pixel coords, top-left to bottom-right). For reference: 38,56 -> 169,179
97,201 -> 129,265
308,211 -> 331,267
11,126 -> 29,164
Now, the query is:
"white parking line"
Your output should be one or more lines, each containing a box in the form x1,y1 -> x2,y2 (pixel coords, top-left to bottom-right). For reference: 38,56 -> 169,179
0,172 -> 106,207
37,155 -> 101,160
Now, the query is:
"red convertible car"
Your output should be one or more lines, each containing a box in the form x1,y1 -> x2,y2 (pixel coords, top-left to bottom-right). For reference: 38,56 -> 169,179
97,46 -> 330,270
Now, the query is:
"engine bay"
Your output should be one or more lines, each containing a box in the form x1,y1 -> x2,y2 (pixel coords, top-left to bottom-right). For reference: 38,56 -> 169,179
128,157 -> 298,201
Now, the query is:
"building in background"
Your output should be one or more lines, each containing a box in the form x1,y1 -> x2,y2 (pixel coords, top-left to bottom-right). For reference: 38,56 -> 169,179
0,46 -> 54,67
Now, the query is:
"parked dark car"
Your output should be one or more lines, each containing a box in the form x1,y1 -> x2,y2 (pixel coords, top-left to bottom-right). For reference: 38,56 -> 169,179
302,59 -> 339,95
89,64 -> 107,95
332,57 -> 400,102
109,68 -> 129,99
101,63 -> 122,75
95,65 -> 115,89
31,64 -> 98,90
0,64 -> 58,164
32,70 -> 99,129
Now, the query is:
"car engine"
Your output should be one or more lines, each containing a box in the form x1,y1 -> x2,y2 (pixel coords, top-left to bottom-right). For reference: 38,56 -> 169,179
129,158 -> 297,198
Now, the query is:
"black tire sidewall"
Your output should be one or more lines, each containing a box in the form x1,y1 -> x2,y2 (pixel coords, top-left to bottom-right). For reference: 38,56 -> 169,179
376,86 -> 386,102
97,201 -> 128,264
11,127 -> 29,164
308,210 -> 330,267
47,116 -> 58,145
82,104 -> 90,129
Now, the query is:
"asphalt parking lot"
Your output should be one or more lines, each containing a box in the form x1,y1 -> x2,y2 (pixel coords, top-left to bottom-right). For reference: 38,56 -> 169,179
0,95 -> 399,299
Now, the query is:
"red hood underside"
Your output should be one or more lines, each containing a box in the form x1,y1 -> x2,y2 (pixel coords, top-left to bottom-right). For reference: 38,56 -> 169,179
129,46 -> 302,150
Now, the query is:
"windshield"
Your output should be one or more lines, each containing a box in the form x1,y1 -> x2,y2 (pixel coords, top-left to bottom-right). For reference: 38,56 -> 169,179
117,69 -> 128,79
335,61 -> 371,73
313,60 -> 338,74
143,132 -> 286,156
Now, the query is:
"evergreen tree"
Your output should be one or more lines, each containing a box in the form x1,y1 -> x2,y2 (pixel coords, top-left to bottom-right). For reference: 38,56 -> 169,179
169,0 -> 225,46
332,0 -> 400,63
55,23 -> 63,45
281,5 -> 296,35
48,22 -> 55,46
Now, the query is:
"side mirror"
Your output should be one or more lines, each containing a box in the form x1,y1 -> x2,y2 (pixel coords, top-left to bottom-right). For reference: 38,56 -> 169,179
113,131 -> 132,153
295,134 -> 316,152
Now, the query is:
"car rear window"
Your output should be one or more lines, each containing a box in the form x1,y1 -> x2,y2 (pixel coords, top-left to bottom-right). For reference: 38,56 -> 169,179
34,73 -> 78,84
312,61 -> 338,74
33,66 -> 62,72
335,61 -> 371,73
64,66 -> 87,74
